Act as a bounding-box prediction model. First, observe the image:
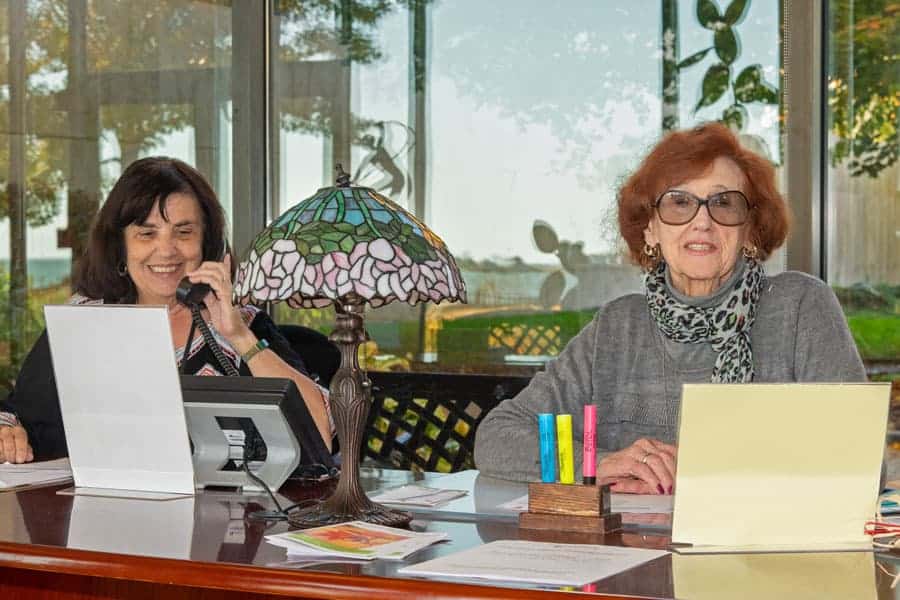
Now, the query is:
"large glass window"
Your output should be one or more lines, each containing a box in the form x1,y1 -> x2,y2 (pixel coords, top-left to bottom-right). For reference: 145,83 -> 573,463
826,0 -> 900,379
0,0 -> 232,389
272,0 -> 783,374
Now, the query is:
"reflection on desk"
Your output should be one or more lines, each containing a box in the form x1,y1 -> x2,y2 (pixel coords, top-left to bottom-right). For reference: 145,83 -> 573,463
0,467 -> 889,600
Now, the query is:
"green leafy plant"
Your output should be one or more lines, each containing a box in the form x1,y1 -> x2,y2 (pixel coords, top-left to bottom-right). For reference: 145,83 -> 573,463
678,0 -> 778,131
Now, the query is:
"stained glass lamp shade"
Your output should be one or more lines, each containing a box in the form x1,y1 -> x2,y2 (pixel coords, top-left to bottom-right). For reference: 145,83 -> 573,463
234,167 -> 466,528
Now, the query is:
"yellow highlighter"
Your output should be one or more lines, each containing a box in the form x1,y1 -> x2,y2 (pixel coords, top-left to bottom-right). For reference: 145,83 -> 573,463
556,414 -> 575,484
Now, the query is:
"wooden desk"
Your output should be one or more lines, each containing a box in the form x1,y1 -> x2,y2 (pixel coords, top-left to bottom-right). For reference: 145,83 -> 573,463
0,473 -> 893,599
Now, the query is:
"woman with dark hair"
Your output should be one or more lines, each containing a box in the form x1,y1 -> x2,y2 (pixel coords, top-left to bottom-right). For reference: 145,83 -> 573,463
0,157 -> 332,462
475,122 -> 866,491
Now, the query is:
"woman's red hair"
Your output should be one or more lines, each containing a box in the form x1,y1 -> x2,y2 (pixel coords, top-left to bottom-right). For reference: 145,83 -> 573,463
618,122 -> 791,270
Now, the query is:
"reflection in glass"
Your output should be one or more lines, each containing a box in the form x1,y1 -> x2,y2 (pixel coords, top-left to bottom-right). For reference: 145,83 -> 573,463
0,0 -> 232,389
826,0 -> 900,381
271,1 -> 782,376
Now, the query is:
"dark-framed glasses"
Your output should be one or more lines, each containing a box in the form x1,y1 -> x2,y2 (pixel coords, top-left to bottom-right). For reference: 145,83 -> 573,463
654,189 -> 751,226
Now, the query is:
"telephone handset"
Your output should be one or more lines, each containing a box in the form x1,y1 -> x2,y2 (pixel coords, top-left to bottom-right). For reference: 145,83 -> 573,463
175,236 -> 228,306
176,236 -> 240,376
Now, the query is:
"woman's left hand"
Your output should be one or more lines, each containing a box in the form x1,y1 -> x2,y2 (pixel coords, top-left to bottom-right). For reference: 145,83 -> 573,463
185,255 -> 253,345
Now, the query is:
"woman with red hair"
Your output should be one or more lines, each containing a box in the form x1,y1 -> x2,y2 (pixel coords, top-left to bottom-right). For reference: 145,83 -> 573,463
475,123 -> 865,492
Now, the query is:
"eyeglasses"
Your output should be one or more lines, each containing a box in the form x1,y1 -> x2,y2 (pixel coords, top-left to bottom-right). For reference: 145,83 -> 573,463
654,189 -> 751,226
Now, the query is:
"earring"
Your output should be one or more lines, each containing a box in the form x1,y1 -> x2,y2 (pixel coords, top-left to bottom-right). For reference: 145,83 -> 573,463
742,245 -> 759,260
117,261 -> 128,277
643,243 -> 660,261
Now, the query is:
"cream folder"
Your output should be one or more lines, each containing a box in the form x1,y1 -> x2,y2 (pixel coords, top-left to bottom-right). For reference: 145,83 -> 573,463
671,383 -> 889,551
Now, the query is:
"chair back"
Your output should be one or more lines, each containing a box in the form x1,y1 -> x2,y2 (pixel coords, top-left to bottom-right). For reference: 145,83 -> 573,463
365,372 -> 532,472
276,324 -> 341,387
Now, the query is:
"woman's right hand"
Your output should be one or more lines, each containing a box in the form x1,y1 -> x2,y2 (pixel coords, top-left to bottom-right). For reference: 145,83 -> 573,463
0,425 -> 34,463
598,438 -> 676,495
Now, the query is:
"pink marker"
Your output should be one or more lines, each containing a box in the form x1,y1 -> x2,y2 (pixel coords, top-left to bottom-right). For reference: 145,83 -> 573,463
583,404 -> 597,485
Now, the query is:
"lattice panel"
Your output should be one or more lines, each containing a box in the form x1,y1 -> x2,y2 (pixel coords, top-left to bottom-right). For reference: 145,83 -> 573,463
487,323 -> 562,356
364,373 -> 531,473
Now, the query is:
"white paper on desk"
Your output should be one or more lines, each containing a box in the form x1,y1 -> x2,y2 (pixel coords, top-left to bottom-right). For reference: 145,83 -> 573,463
0,458 -> 72,490
672,383 -> 889,551
370,484 -> 468,507
398,540 -> 668,586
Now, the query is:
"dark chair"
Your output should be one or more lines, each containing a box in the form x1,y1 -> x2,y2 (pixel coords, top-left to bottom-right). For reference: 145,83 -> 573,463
276,324 -> 341,388
364,372 -> 532,472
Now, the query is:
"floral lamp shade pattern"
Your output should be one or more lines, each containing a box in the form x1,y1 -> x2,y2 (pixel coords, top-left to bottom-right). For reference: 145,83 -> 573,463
234,185 -> 467,308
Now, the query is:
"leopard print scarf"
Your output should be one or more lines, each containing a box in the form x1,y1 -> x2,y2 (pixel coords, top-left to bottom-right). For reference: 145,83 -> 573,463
644,259 -> 764,383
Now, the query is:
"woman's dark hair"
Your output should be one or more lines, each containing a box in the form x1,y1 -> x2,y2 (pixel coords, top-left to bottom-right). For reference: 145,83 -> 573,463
73,156 -> 228,303
618,122 -> 791,270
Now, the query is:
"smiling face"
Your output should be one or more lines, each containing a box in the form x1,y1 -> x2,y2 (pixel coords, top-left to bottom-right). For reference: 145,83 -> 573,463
124,192 -> 205,306
644,156 -> 751,297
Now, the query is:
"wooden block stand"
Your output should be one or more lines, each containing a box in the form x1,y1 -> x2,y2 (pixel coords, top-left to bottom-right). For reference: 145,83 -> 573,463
518,482 -> 622,534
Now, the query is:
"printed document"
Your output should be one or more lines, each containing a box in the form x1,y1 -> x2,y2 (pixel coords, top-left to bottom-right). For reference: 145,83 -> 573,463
398,540 -> 668,586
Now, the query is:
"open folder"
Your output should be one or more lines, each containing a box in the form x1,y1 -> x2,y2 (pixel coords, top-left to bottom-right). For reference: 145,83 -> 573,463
671,383 -> 889,553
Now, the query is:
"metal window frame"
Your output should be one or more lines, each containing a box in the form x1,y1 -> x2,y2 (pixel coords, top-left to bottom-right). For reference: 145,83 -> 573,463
782,0 -> 827,279
230,1 -> 271,256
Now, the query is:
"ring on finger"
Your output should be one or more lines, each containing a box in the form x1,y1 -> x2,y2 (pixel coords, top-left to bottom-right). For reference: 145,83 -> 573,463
640,451 -> 654,465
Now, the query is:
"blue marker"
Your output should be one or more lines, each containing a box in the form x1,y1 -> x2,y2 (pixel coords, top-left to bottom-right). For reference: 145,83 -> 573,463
538,413 -> 557,483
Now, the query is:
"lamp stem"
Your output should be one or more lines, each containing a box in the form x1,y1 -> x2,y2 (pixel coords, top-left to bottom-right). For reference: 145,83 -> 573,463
288,300 -> 411,528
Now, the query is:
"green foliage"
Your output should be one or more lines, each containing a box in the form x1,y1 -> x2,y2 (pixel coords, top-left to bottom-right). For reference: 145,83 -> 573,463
828,0 -> 900,177
847,312 -> 900,360
679,0 -> 778,129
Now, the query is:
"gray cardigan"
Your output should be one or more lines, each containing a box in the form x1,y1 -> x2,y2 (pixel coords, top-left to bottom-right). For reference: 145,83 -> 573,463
474,270 -> 867,482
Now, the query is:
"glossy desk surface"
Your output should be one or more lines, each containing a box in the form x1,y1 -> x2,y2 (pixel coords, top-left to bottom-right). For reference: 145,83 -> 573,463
0,468 -> 894,599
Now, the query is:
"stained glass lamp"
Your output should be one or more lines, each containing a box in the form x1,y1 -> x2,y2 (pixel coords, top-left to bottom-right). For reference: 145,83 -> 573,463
234,166 -> 466,528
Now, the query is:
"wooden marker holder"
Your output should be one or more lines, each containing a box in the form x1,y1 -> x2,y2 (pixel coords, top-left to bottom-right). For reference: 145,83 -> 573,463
518,482 -> 622,534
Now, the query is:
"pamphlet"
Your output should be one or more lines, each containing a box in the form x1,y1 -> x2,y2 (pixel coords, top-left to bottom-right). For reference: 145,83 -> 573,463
266,521 -> 448,560
370,484 -> 468,507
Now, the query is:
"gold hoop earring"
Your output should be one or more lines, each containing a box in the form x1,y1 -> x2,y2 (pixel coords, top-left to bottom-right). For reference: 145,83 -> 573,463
742,245 -> 759,260
643,243 -> 660,261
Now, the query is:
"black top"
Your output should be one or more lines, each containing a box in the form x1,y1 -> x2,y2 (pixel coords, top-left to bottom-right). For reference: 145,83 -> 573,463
0,308 -> 309,461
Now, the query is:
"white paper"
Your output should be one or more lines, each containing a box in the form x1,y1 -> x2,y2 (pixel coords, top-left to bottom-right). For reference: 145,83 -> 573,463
398,540 -> 668,586
266,521 -> 448,561
370,484 -> 468,507
495,492 -> 673,514
0,458 -> 72,490
497,494 -> 529,512
44,305 -> 195,495
613,493 -> 674,514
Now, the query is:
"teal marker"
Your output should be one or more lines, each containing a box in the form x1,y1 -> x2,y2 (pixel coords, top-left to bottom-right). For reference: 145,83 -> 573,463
538,413 -> 557,483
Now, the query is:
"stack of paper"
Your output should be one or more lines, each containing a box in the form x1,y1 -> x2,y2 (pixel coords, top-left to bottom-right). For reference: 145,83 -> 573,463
0,458 -> 72,490
266,521 -> 448,561
370,484 -> 468,507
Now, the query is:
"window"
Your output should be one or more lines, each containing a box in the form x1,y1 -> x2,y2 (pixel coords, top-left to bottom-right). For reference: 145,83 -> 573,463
0,0 -> 233,388
826,0 -> 900,380
271,0 -> 782,374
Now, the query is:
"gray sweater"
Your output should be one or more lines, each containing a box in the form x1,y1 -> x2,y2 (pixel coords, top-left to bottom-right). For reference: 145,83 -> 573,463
474,270 -> 867,482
